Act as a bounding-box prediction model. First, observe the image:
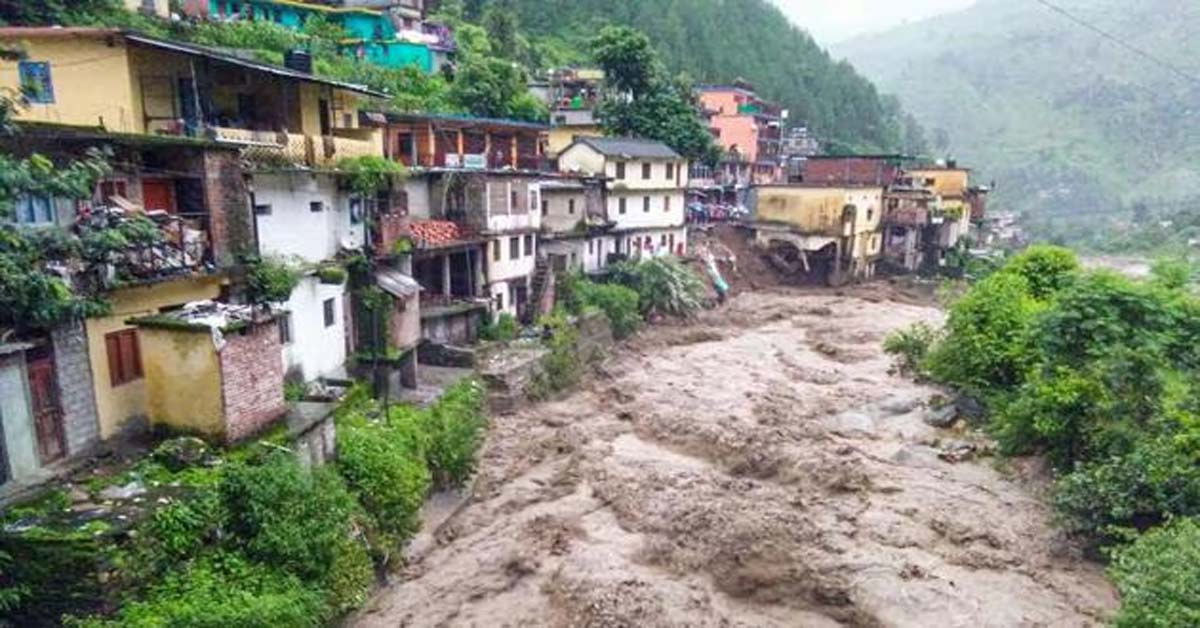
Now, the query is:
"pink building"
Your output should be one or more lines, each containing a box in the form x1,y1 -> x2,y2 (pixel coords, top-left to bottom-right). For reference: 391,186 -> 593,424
697,82 -> 784,186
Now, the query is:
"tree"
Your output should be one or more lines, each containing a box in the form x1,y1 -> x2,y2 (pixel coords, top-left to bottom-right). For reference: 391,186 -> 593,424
481,0 -> 519,60
590,26 -> 718,164
448,56 -> 544,121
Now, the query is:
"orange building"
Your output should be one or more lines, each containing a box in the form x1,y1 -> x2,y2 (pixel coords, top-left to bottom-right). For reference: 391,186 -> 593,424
697,82 -> 784,186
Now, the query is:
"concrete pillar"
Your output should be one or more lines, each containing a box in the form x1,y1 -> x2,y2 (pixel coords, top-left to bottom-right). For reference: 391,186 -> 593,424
441,253 -> 451,297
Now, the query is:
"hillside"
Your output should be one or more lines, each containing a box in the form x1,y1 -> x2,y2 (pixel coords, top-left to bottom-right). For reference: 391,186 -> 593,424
461,0 -> 922,153
837,0 -> 1200,218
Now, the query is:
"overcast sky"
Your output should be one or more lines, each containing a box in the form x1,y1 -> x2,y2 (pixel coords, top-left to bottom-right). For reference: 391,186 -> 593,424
772,0 -> 977,44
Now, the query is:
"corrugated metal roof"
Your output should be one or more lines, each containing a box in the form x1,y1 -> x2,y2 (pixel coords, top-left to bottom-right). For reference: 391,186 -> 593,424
376,269 -> 421,299
572,136 -> 681,160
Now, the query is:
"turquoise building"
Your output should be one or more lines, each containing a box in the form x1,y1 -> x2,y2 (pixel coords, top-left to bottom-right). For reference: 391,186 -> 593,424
204,0 -> 435,72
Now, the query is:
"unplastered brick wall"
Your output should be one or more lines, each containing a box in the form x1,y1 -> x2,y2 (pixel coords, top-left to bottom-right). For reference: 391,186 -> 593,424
219,321 -> 286,443
203,149 -> 253,266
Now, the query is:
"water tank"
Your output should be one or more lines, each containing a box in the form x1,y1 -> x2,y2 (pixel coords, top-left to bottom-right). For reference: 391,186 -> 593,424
284,49 -> 313,74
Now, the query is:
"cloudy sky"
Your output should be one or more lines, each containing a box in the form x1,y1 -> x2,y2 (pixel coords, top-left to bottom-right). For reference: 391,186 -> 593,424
772,0 -> 977,44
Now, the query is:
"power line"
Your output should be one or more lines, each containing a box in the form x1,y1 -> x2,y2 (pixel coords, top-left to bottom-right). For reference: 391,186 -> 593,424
1031,0 -> 1200,86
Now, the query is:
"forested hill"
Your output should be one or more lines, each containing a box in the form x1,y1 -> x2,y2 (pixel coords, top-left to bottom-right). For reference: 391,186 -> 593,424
460,0 -> 924,154
837,0 -> 1200,219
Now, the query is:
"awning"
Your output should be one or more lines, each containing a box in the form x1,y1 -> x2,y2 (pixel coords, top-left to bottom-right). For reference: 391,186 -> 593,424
376,269 -> 422,299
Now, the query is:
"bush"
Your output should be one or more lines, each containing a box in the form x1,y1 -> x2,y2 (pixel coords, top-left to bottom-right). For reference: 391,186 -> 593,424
335,413 -> 430,554
1109,517 -> 1200,628
243,256 -> 302,306
68,552 -> 325,628
528,310 -> 581,400
610,257 -> 706,318
573,280 -> 641,339
883,322 -> 939,376
1054,436 -> 1200,542
220,455 -> 363,586
420,379 -> 487,487
998,245 -> 1080,300
480,312 -> 518,342
925,271 -> 1043,399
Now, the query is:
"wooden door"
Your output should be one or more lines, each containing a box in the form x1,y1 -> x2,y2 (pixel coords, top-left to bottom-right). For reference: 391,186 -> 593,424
26,352 -> 66,465
142,179 -> 175,213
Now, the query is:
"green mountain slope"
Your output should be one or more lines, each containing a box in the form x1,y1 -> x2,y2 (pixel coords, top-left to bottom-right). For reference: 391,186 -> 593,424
462,0 -> 920,153
837,0 -> 1200,217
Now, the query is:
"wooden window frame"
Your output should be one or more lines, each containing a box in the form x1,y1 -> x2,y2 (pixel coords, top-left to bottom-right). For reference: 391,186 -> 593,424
105,329 -> 143,387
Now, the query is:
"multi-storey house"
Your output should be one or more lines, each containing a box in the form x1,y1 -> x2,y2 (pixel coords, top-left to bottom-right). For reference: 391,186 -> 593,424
557,137 -> 689,261
544,68 -> 605,158
538,176 -> 612,274
697,83 -> 785,191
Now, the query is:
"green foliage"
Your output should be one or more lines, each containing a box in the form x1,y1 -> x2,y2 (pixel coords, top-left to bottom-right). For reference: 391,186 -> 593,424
480,311 -> 519,342
220,455 -> 364,587
69,552 -> 325,628
528,310 -> 581,400
335,411 -> 430,555
0,549 -> 27,613
0,226 -> 111,333
590,26 -> 718,164
999,245 -> 1080,301
284,381 -> 306,402
419,379 -> 487,488
610,257 -> 707,318
243,256 -> 302,306
562,272 -> 641,339
448,56 -> 545,121
883,322 -> 939,376
336,155 -> 408,198
1149,258 -> 1194,292
1109,517 -> 1200,628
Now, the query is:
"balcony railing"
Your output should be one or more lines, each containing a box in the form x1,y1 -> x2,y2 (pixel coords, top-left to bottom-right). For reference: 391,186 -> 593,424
211,127 -> 378,168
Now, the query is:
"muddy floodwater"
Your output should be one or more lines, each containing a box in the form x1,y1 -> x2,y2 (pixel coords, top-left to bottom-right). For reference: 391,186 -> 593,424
351,288 -> 1118,628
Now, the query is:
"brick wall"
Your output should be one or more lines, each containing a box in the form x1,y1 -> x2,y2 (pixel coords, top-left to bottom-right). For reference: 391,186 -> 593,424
203,149 -> 254,267
804,159 -> 901,187
50,321 -> 101,455
219,321 -> 286,443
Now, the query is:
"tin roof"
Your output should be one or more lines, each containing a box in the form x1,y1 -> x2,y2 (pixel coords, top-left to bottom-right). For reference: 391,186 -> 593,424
570,136 -> 681,160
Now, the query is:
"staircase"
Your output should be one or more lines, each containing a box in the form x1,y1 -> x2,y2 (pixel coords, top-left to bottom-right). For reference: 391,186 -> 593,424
527,259 -> 555,324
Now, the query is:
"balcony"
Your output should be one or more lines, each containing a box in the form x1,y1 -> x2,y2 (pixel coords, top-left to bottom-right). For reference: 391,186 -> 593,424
210,127 -> 379,168
76,206 -> 212,289
884,206 -> 930,228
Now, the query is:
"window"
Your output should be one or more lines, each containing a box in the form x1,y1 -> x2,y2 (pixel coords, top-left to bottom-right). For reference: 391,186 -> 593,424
615,162 -> 626,179
278,313 -> 293,345
495,291 -> 504,311
568,199 -> 575,214
524,234 -> 534,257
323,298 -> 336,327
666,163 -> 675,180
541,199 -> 549,217
19,61 -> 54,104
310,201 -> 325,213
510,189 -> 519,212
664,196 -> 671,213
588,240 -> 594,254
99,180 -> 127,204
642,163 -> 652,179
349,197 -> 363,225
669,233 -> 675,252
509,236 -> 519,260
643,196 -> 650,213
867,208 -> 875,222
254,203 -> 272,216
618,197 -> 627,214
15,195 -> 55,225
105,329 -> 142,387
661,234 -> 668,247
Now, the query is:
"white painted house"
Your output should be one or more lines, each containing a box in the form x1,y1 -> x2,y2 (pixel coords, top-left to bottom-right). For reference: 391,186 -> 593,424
252,172 -> 366,382
538,176 -> 614,274
480,176 -> 542,319
557,137 -> 689,261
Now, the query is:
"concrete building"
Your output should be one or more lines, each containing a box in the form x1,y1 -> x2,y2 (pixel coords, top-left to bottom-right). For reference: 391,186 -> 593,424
545,68 -> 605,157
557,137 -> 689,260
538,176 -> 613,274
750,184 -> 884,284
802,155 -> 915,187
697,82 -> 785,190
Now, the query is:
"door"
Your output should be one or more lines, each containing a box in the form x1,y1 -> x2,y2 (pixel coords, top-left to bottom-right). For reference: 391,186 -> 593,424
318,98 -> 331,136
141,179 -> 175,213
178,78 -> 199,136
26,351 -> 66,465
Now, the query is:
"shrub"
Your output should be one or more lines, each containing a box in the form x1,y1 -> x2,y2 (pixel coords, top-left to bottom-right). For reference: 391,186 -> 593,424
480,312 -> 518,342
68,552 -> 325,628
220,455 -> 361,585
120,488 -> 226,584
925,271 -> 1043,399
1054,436 -> 1200,542
1149,258 -> 1194,291
335,414 -> 430,553
574,280 -> 641,339
883,322 -> 939,376
997,244 -> 1080,300
1109,517 -> 1200,628
528,310 -> 581,400
243,256 -> 302,306
610,257 -> 706,318
420,379 -> 487,487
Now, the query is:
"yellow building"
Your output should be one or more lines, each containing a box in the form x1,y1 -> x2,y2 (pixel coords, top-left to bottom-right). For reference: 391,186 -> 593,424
85,276 -> 224,439
906,166 -> 973,246
0,27 -> 384,167
750,185 -> 884,284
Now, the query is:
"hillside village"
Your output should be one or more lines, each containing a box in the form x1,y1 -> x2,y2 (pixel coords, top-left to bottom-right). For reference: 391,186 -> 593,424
0,1 -> 1022,625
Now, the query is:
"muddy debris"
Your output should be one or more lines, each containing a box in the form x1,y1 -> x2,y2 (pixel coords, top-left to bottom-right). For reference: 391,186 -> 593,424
350,288 -> 1118,628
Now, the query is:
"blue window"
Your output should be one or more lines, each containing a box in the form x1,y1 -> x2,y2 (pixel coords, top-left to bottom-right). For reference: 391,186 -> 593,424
15,195 -> 55,225
18,61 -> 54,104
